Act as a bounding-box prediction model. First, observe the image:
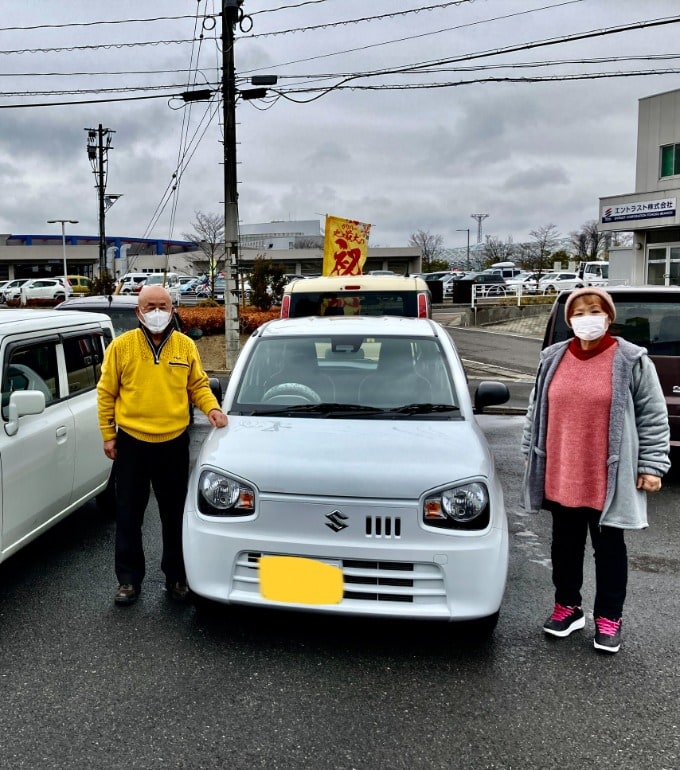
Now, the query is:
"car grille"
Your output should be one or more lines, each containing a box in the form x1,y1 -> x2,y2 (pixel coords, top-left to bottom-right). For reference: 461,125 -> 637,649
232,552 -> 447,607
364,515 -> 401,538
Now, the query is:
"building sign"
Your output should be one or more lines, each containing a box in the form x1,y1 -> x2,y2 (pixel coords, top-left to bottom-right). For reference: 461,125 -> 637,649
601,198 -> 676,223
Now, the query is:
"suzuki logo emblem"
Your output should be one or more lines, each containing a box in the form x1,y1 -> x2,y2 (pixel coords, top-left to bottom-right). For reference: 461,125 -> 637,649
325,510 -> 349,532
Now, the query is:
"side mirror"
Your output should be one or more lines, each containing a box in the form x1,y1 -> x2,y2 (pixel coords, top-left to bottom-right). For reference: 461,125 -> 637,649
208,376 -> 223,404
5,390 -> 46,436
474,381 -> 510,414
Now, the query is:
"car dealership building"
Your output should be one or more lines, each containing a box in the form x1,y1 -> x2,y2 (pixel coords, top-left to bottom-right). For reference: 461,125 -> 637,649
599,87 -> 680,287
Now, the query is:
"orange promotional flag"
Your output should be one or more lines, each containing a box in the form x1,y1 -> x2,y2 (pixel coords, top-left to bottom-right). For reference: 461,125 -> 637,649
322,215 -> 371,276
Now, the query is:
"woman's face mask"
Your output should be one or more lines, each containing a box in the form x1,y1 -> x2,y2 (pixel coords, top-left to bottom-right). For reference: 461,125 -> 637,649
570,314 -> 608,341
139,308 -> 172,334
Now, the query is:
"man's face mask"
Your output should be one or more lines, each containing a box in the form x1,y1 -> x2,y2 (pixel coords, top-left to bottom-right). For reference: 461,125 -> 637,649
570,314 -> 608,341
140,308 -> 172,334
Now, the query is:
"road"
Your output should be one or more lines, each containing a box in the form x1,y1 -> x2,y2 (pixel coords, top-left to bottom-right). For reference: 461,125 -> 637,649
0,347 -> 678,768
443,324 -> 540,413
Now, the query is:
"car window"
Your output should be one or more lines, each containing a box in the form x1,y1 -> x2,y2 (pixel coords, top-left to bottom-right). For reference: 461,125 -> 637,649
234,335 -> 458,413
288,291 -> 422,317
62,333 -> 106,394
2,341 -> 59,418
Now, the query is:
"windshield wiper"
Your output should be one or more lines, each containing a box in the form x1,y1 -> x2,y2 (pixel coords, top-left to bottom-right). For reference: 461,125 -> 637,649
245,402 -> 387,417
243,402 -> 461,418
383,403 -> 461,416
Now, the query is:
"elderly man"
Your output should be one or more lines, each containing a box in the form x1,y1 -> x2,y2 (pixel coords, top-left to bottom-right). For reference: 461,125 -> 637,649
97,284 -> 228,605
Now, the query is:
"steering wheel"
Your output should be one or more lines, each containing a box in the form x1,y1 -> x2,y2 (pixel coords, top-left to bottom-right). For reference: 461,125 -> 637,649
262,382 -> 321,404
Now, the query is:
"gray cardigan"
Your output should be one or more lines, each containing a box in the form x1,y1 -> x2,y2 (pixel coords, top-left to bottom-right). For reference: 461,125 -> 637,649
521,337 -> 670,528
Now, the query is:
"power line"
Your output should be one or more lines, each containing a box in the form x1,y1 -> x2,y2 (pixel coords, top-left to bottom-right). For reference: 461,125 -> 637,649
0,15 -> 198,32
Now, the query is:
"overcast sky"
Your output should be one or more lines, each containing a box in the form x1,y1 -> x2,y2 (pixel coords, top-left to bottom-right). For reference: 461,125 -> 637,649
1,0 -> 679,250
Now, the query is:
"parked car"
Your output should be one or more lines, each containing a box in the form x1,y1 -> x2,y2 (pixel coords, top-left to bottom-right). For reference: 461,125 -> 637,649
461,272 -> 509,297
0,309 -> 115,565
118,272 -> 149,294
505,272 -> 539,295
5,277 -> 73,303
542,285 -> 680,449
441,272 -> 469,298
1,278 -> 31,303
65,275 -> 92,296
141,272 -> 181,304
537,271 -> 584,294
56,294 -> 175,336
280,274 -> 431,318
183,315 -> 510,633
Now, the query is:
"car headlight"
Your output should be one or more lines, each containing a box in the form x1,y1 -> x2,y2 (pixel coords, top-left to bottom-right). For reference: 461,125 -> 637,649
197,470 -> 255,517
423,482 -> 490,530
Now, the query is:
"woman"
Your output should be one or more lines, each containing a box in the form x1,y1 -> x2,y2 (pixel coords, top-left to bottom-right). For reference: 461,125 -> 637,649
521,287 -> 670,653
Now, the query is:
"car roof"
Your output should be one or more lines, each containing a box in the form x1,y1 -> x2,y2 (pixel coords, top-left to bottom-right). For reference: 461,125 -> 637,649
553,285 -> 680,300
284,274 -> 429,292
256,315 -> 441,339
0,308 -> 113,333
57,294 -> 139,309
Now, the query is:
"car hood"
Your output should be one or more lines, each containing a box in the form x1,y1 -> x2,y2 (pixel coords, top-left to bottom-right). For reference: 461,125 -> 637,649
196,415 -> 492,497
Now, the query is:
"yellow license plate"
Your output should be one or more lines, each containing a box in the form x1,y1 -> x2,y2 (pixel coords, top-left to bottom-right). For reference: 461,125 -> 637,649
259,556 -> 343,605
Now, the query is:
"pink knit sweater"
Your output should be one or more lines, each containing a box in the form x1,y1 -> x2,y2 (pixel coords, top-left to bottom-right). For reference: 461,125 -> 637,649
544,335 -> 618,510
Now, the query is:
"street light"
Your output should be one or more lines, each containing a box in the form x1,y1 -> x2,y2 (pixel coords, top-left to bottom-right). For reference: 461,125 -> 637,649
47,219 -> 79,280
456,228 -> 470,270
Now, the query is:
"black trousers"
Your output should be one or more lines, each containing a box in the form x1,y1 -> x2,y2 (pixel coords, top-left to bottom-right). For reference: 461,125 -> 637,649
114,429 -> 190,588
549,503 -> 628,620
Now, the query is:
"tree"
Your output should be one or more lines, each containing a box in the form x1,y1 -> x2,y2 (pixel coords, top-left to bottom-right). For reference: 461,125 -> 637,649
522,223 -> 560,277
482,235 -> 516,267
182,211 -> 226,297
570,220 -> 608,261
250,256 -> 286,311
408,229 -> 445,271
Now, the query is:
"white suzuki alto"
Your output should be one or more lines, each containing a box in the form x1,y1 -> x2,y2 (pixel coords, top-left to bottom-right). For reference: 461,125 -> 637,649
184,316 -> 510,634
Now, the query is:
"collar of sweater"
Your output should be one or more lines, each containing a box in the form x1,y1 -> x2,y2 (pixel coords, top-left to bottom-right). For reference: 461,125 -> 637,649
568,332 -> 617,360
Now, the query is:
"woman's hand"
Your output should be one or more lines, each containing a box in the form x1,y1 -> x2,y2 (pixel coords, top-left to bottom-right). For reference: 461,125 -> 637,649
636,473 -> 661,493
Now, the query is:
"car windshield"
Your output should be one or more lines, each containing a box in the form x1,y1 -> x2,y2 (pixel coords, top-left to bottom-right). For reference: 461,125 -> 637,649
288,291 -> 421,317
233,335 -> 460,418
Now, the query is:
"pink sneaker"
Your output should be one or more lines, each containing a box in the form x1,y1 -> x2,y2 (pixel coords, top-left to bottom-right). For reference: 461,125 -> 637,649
594,616 -> 622,653
543,603 -> 585,637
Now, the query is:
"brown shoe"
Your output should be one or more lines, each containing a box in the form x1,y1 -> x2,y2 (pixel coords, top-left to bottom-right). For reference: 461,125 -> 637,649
114,584 -> 139,606
166,581 -> 190,601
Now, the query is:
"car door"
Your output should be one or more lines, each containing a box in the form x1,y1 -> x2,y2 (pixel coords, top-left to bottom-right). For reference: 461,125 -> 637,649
61,330 -> 111,505
1,336 -> 76,556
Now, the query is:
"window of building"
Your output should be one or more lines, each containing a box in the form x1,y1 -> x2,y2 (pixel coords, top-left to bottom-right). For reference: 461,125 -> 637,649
660,144 -> 680,177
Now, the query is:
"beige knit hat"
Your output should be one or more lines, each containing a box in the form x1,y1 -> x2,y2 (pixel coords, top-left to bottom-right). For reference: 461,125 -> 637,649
564,286 -> 617,325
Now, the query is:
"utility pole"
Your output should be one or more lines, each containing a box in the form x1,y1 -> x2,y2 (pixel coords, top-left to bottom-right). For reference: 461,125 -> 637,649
456,228 -> 470,270
470,213 -> 489,244
222,0 -> 241,371
85,124 -> 116,277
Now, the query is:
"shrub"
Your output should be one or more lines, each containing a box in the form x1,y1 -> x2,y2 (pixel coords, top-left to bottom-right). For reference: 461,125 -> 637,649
176,306 -> 279,336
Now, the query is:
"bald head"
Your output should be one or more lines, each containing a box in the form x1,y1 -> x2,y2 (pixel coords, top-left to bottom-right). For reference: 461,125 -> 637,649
138,284 -> 173,313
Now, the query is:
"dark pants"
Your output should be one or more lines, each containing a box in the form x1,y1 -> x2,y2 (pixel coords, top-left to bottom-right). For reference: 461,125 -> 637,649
114,429 -> 190,588
549,503 -> 627,620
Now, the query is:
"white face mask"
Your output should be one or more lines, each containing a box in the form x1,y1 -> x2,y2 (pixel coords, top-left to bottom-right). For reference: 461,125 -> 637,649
571,314 -> 608,341
140,308 -> 172,334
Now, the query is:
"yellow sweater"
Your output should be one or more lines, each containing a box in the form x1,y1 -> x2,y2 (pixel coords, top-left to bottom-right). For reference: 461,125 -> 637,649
97,328 -> 221,443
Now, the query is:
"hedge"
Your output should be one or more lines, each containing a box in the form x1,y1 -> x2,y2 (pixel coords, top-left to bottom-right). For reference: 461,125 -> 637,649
177,306 -> 279,335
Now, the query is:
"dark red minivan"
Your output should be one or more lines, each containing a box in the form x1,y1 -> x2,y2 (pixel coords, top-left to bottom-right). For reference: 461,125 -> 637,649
542,286 -> 680,449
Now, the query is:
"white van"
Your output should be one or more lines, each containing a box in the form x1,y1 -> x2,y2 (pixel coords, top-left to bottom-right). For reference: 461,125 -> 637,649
142,272 -> 181,304
280,274 -> 431,318
482,261 -> 523,280
0,309 -> 114,565
577,261 -> 609,286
